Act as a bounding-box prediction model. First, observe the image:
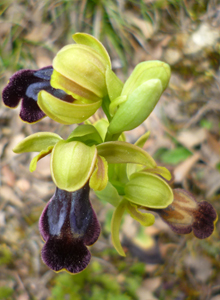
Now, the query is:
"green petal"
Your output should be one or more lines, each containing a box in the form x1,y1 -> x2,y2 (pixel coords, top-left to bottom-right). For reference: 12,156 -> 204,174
50,69 -> 100,102
126,202 -> 155,226
67,124 -> 103,145
72,33 -> 111,68
89,155 -> 108,191
97,141 -> 157,168
142,166 -> 172,181
105,66 -> 123,102
95,181 -> 121,207
111,199 -> 127,256
51,140 -> 97,192
29,145 -> 54,172
38,90 -> 102,125
108,79 -> 163,134
13,132 -> 62,153
122,60 -> 171,96
124,172 -> 173,208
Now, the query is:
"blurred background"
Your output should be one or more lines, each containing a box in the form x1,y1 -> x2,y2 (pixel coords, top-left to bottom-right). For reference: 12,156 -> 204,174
0,0 -> 220,299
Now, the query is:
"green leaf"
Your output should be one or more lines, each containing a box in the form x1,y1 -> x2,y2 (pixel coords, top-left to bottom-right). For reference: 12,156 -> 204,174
13,132 -> 62,153
216,162 -> 220,172
51,140 -> 97,191
105,66 -> 123,102
200,119 -> 213,130
124,172 -> 173,208
67,124 -> 103,145
95,181 -> 121,207
97,141 -> 157,168
160,147 -> 192,165
0,287 -> 13,299
0,244 -> 12,266
111,199 -> 127,256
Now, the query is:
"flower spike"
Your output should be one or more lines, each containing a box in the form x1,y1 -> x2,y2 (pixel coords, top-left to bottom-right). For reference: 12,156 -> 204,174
2,31 -> 217,275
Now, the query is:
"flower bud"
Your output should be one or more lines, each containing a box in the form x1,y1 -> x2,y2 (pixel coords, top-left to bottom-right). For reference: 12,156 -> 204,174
121,60 -> 171,96
108,61 -> 171,134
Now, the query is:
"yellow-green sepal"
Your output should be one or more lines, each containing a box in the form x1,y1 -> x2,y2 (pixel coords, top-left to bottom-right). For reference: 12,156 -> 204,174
29,145 -> 54,172
51,140 -> 97,192
89,155 -> 108,191
108,79 -> 163,134
122,60 -> 171,96
13,132 -> 62,153
72,33 -> 111,68
124,172 -> 173,208
95,181 -> 121,207
105,66 -> 123,102
67,124 -> 103,145
52,44 -> 107,99
126,201 -> 155,226
38,90 -> 102,125
97,141 -> 157,168
111,198 -> 127,256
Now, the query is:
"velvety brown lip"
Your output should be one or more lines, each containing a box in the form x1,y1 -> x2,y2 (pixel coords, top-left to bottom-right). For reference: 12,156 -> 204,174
39,183 -> 101,274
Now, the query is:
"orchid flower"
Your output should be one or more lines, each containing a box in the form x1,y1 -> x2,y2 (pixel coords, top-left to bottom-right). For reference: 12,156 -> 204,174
2,33 -> 111,124
3,31 -> 217,275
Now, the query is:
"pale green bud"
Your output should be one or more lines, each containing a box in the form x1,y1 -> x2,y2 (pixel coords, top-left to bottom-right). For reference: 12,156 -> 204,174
108,61 -> 171,135
121,60 -> 171,96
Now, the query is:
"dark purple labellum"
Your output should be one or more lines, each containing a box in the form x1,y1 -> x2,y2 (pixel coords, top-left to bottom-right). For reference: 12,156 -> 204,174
2,66 -> 73,123
39,183 -> 101,274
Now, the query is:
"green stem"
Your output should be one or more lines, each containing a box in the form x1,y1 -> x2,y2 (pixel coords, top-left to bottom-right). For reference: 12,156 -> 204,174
105,129 -> 121,142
